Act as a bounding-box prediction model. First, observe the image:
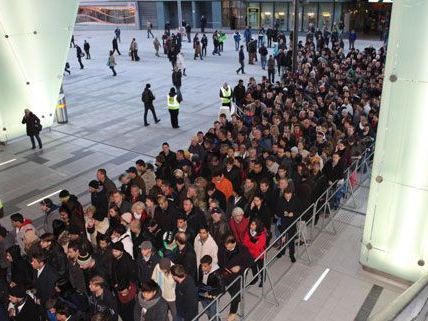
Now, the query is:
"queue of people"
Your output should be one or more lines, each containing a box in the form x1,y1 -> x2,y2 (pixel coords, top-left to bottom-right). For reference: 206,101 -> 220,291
9,18 -> 385,321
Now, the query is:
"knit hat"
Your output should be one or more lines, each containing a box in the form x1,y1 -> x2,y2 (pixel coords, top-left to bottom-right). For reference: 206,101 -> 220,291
140,240 -> 153,250
159,257 -> 171,270
112,241 -> 124,252
9,286 -> 26,298
121,212 -> 133,225
77,252 -> 92,267
93,210 -> 105,222
68,225 -> 81,235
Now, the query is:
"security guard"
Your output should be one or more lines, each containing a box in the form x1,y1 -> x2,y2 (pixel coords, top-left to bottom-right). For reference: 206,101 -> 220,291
167,87 -> 183,128
219,82 -> 232,110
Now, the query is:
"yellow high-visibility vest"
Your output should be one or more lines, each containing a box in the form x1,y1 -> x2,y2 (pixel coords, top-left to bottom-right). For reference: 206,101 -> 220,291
220,86 -> 232,104
167,95 -> 180,110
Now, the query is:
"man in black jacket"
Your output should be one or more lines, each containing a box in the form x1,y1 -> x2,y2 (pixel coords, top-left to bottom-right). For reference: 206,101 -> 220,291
275,187 -> 301,262
199,255 -> 225,321
137,241 -> 160,284
88,180 -> 108,219
236,46 -> 245,74
76,44 -> 84,69
142,83 -> 160,126
88,276 -> 118,321
171,264 -> 198,321
183,198 -> 207,234
8,286 -> 41,321
233,79 -> 246,107
173,232 -> 197,281
218,235 -> 253,321
31,251 -> 58,305
111,241 -> 137,290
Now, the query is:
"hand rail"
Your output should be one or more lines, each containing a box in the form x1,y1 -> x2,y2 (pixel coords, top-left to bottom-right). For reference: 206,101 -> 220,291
193,142 -> 375,321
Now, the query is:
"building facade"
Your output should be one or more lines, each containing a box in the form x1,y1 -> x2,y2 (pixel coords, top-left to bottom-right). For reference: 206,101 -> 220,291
77,0 -> 391,34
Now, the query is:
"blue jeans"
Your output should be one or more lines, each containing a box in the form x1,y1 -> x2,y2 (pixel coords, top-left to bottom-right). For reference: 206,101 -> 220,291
261,56 -> 267,69
202,298 -> 220,321
235,40 -> 240,51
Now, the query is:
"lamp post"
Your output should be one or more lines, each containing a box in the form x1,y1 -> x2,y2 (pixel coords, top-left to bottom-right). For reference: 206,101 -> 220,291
292,0 -> 299,72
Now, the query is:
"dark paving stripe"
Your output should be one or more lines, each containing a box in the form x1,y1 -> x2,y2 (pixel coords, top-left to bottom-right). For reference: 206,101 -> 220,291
24,154 -> 50,165
354,284 -> 383,321
50,150 -> 94,169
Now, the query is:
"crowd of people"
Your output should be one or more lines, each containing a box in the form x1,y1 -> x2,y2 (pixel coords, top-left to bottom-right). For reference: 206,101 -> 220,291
11,18 -> 386,321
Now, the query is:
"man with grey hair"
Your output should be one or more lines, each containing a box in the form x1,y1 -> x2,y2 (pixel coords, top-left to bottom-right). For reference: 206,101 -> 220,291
228,207 -> 249,244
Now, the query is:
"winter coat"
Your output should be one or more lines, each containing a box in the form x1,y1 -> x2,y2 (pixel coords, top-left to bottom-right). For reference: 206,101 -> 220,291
175,276 -> 198,321
151,263 -> 176,302
198,264 -> 225,298
43,205 -> 60,234
111,251 -> 137,288
194,234 -> 218,268
176,54 -> 185,70
228,217 -> 249,244
45,241 -> 69,279
7,245 -> 33,289
137,288 -> 169,321
21,112 -> 41,136
137,252 -> 161,283
172,245 -> 197,281
243,229 -> 267,260
218,244 -> 253,283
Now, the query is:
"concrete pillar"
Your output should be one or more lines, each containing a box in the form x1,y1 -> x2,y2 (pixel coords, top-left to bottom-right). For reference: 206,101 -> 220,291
192,1 -> 196,28
211,1 -> 222,29
360,0 -> 428,282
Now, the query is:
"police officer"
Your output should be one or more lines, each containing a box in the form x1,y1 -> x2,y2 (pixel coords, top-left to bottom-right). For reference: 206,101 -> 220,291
219,82 -> 232,110
167,87 -> 183,129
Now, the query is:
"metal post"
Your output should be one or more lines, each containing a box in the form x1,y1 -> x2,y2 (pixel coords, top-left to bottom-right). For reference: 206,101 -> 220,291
177,0 -> 183,28
292,0 -> 299,72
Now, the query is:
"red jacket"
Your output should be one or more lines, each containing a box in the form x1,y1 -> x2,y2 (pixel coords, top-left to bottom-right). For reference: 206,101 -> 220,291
228,217 -> 249,244
243,229 -> 267,260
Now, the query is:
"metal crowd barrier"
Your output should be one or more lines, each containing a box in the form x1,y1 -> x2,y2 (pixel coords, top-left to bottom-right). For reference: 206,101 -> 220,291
193,143 -> 375,321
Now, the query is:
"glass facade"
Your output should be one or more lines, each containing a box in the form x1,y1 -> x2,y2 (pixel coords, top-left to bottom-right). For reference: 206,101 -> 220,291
77,5 -> 136,25
222,0 -> 246,29
260,3 -> 273,27
245,1 -> 343,32
303,3 -> 317,31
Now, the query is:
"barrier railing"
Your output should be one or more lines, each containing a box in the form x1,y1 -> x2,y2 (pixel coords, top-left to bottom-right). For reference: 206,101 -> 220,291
193,143 -> 375,321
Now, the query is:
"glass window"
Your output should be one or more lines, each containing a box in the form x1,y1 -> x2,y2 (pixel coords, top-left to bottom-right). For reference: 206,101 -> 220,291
303,3 -> 317,32
77,5 -> 136,25
274,2 -> 287,31
319,3 -> 334,29
289,3 -> 303,32
261,3 -> 273,28
247,3 -> 260,28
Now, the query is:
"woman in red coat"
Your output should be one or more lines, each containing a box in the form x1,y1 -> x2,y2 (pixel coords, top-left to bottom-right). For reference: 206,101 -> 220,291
243,218 -> 267,287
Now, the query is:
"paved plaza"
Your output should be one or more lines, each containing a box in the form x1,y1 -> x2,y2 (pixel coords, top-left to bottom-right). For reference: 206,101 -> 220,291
0,29 -> 383,226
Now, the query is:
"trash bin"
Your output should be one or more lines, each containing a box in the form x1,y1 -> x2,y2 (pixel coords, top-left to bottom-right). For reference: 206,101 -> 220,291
55,86 -> 68,124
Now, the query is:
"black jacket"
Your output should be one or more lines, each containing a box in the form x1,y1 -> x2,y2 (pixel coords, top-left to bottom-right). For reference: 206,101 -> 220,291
142,88 -> 156,106
91,189 -> 108,219
45,241 -> 69,279
21,112 -> 41,136
137,252 -> 161,283
226,195 -> 248,220
137,289 -> 168,321
246,202 -> 273,231
185,207 -> 207,235
172,245 -> 197,281
275,195 -> 302,231
198,265 -> 225,298
172,70 -> 182,87
8,245 -> 33,289
34,263 -> 58,305
154,202 -> 179,232
13,296 -> 41,321
175,276 -> 199,321
111,252 -> 137,288
88,288 -> 118,321
218,244 -> 253,283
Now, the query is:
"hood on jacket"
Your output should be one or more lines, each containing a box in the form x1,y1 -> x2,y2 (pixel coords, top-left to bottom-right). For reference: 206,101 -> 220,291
6,245 -> 22,262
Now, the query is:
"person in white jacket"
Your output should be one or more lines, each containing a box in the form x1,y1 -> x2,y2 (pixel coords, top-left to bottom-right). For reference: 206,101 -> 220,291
175,52 -> 186,76
194,226 -> 218,276
111,224 -> 134,259
152,257 -> 177,320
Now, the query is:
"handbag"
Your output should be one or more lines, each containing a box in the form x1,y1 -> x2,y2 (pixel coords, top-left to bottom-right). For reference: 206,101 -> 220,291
35,123 -> 43,132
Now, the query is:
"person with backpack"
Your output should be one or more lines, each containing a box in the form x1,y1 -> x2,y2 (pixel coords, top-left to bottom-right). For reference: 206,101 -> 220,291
142,83 -> 161,126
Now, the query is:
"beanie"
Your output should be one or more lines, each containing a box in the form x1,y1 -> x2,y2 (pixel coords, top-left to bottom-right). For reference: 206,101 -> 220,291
112,241 -> 124,252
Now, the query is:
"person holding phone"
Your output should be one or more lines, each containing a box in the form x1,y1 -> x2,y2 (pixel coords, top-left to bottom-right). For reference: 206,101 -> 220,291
21,108 -> 42,149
